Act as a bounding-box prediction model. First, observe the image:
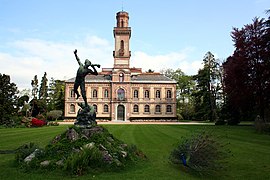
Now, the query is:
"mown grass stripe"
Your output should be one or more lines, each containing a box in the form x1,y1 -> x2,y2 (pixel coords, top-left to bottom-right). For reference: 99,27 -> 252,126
0,125 -> 269,179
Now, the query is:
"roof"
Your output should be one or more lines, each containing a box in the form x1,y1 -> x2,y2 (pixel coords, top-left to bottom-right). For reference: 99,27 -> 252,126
131,74 -> 176,83
66,75 -> 111,83
66,74 -> 176,84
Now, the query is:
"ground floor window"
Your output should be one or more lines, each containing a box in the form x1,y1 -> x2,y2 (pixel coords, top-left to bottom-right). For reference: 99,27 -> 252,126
70,104 -> 75,113
144,105 -> 150,113
166,105 -> 172,113
133,104 -> 139,112
155,105 -> 161,113
104,104 -> 109,112
93,104 -> 97,113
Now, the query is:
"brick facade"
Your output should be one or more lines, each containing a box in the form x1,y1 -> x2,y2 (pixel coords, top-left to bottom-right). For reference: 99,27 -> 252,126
64,11 -> 177,121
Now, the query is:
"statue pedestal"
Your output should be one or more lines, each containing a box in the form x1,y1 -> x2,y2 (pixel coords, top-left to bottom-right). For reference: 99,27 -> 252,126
74,103 -> 97,128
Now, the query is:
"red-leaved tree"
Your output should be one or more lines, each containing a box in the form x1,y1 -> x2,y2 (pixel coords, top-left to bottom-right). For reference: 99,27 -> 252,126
223,17 -> 270,122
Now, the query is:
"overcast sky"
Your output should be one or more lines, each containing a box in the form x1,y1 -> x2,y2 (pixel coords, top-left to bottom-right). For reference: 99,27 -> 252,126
0,0 -> 269,90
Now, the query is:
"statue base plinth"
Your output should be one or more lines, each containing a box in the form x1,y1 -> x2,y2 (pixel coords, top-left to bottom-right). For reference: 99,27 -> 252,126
74,103 -> 96,128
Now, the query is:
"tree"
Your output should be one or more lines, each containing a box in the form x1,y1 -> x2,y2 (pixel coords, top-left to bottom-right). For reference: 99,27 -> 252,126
39,72 -> 48,100
54,84 -> 65,111
31,75 -> 38,99
162,68 -> 196,120
193,52 -> 222,122
264,10 -> 270,42
47,78 -> 65,112
17,95 -> 30,117
223,17 -> 270,122
0,74 -> 18,125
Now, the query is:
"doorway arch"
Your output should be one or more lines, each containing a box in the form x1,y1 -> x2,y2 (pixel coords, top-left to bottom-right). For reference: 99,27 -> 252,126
117,105 -> 125,121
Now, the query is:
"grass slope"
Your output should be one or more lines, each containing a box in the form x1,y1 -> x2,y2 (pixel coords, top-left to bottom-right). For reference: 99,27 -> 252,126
0,125 -> 270,179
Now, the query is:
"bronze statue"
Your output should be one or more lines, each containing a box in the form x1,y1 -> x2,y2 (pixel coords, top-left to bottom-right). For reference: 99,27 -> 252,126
73,49 -> 100,128
73,49 -> 100,106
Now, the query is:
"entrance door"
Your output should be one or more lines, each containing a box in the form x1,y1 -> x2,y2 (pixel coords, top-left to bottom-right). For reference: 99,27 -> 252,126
117,105 -> 125,121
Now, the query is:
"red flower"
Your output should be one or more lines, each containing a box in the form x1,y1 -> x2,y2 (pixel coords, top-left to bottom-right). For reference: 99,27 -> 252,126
31,118 -> 46,127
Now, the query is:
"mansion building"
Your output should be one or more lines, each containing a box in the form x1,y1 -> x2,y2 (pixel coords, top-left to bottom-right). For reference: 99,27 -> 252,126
64,11 -> 177,121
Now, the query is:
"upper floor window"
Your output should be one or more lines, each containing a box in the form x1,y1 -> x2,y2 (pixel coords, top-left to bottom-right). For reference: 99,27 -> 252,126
119,40 -> 124,56
166,90 -> 172,99
92,89 -> 98,98
144,90 -> 150,99
70,89 -> 75,98
117,88 -> 125,100
104,89 -> 109,98
156,90 -> 161,98
121,40 -> 124,49
119,73 -> 124,82
133,90 -> 139,98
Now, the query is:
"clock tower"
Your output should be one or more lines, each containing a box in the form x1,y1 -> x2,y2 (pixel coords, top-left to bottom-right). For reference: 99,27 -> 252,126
113,11 -> 131,69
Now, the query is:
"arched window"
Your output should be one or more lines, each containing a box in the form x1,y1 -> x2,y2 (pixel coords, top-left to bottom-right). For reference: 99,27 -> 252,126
133,90 -> 138,98
166,105 -> 172,113
121,20 -> 124,27
70,89 -> 75,98
144,90 -> 150,98
104,89 -> 109,98
70,104 -> 75,113
156,90 -> 160,98
119,73 -> 124,82
92,89 -> 98,98
144,105 -> 150,113
166,90 -> 172,99
104,104 -> 109,112
133,105 -> 139,113
155,105 -> 161,113
117,88 -> 125,100
93,104 -> 97,113
119,40 -> 124,56
121,40 -> 124,49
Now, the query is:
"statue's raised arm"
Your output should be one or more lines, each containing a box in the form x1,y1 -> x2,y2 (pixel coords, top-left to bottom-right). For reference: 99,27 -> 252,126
74,49 -> 82,66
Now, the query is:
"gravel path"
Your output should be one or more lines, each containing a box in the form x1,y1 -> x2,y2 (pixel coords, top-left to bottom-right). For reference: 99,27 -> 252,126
59,121 -> 213,125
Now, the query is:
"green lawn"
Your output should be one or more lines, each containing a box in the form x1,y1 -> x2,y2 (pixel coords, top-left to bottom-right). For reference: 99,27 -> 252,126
0,125 -> 269,179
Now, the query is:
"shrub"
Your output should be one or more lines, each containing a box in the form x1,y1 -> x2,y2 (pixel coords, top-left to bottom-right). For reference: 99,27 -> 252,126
47,121 -> 59,126
36,114 -> 46,121
177,113 -> 184,121
15,142 -> 41,163
169,131 -> 230,175
254,115 -> 270,133
215,119 -> 226,125
31,118 -> 47,127
46,110 -> 63,121
0,116 -> 15,127
64,146 -> 103,176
